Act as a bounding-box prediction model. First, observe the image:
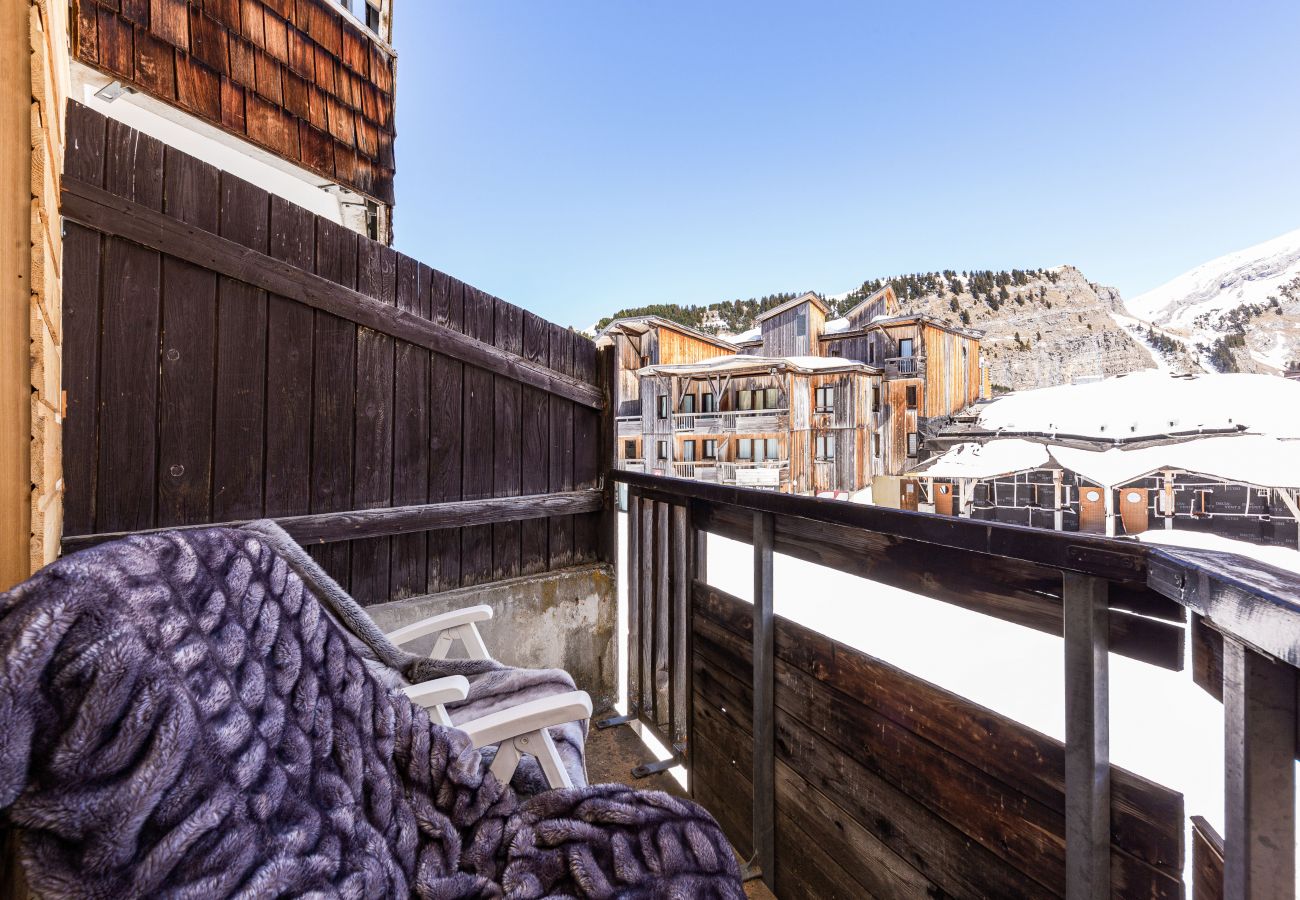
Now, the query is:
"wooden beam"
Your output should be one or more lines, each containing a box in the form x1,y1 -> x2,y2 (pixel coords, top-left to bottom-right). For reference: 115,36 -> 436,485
61,489 -> 603,550
1063,573 -> 1110,900
1223,639 -> 1296,899
751,511 -> 776,888
0,0 -> 32,589
60,177 -> 604,409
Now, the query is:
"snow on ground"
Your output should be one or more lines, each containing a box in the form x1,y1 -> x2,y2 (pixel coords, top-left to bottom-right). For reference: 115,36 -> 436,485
1128,226 -> 1300,331
1138,528 -> 1300,574
976,370 -> 1300,440
1107,308 -> 1188,373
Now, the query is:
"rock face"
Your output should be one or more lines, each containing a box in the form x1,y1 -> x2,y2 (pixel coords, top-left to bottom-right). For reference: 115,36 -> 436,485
891,266 -> 1156,392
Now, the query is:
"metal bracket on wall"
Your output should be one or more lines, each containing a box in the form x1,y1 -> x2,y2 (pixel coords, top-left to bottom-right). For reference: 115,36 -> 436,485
594,713 -> 636,730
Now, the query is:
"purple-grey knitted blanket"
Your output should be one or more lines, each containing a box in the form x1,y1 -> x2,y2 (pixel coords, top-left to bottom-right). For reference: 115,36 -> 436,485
0,527 -> 743,898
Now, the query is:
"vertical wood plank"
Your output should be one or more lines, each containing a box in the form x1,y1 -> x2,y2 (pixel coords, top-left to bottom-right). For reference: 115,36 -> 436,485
627,491 -> 641,716
157,147 -> 218,527
520,311 -> 550,575
350,239 -> 397,603
671,502 -> 689,746
390,257 -> 429,599
572,335 -> 599,562
62,104 -> 108,537
426,270 -> 463,592
459,285 -> 494,585
638,497 -> 654,719
1063,572 -> 1110,900
548,323 -> 574,569
752,510 -> 776,889
264,195 -> 315,516
1224,639 -> 1297,900
212,174 -> 269,521
492,297 -> 522,580
308,219 -> 357,587
654,499 -> 671,730
96,121 -> 164,533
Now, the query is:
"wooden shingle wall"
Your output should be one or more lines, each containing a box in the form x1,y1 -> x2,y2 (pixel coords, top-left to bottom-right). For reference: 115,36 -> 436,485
73,0 -> 396,204
1,0 -> 69,588
61,103 -> 605,605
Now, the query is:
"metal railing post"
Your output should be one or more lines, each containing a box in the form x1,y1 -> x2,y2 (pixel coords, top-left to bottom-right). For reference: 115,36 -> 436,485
1063,572 -> 1110,900
1224,638 -> 1296,899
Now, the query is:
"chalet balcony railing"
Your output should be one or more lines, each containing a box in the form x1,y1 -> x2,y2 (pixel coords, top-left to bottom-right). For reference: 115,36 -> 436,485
671,461 -> 721,482
669,409 -> 789,433
612,469 -> 1300,899
882,354 -> 923,377
671,411 -> 726,433
616,416 -> 642,437
719,460 -> 788,489
617,458 -> 646,473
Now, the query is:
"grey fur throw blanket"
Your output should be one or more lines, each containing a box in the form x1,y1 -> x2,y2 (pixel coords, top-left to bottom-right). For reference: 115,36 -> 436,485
241,520 -> 585,793
0,527 -> 743,898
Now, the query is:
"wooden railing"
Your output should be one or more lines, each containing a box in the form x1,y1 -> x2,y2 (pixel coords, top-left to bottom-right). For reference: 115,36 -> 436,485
614,470 -> 1300,898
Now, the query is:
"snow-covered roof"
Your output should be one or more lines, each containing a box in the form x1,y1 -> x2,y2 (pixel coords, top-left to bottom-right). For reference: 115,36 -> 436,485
918,434 -> 1300,490
914,439 -> 1050,480
639,354 -> 877,377
732,326 -> 761,343
824,317 -> 852,335
976,371 -> 1300,441
598,316 -> 737,351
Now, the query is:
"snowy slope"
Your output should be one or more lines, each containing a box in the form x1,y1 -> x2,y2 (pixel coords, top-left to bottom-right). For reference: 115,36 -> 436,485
1129,227 -> 1300,328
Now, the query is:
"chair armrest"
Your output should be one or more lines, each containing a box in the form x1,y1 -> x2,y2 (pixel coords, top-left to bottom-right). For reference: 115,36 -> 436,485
402,675 -> 470,710
458,690 -> 593,748
384,605 -> 494,647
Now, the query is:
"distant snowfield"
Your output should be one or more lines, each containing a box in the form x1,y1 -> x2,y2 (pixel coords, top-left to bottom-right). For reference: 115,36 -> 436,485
617,513 -> 1300,885
1128,227 -> 1300,334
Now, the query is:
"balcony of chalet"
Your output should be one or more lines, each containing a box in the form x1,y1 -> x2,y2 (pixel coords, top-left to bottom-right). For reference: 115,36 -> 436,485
13,103 -> 1300,900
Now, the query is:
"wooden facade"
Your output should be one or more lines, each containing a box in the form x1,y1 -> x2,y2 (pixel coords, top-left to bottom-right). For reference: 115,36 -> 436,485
73,0 -> 397,205
60,104 -> 608,606
755,292 -> 829,358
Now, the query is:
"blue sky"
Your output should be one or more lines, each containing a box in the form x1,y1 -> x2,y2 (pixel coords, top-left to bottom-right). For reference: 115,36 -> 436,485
391,1 -> 1300,329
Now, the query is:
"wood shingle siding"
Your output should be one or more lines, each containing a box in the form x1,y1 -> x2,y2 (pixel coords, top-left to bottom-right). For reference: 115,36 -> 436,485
61,104 -> 606,604
73,0 -> 396,204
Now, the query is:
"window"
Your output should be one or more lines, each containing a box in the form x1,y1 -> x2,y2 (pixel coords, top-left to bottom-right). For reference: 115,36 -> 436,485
815,434 -> 836,460
899,338 -> 914,358
868,343 -> 876,363
682,440 -> 696,461
640,355 -> 651,369
751,389 -> 765,411
873,434 -> 881,457
755,438 -> 778,460
767,438 -> 779,459
906,385 -> 917,409
907,432 -> 919,457
738,390 -> 752,411
765,387 -> 779,409
657,396 -> 668,419
680,394 -> 696,414
796,311 -> 807,337
702,439 -> 717,459
872,385 -> 881,412
701,392 -> 716,412
365,1 -> 381,33
815,386 -> 834,413
624,440 -> 636,459
657,440 -> 668,460
365,200 -> 380,240
829,346 -> 842,358
737,439 -> 753,460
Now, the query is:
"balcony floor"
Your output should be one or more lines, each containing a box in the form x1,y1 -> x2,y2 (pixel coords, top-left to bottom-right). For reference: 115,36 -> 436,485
586,717 -> 775,899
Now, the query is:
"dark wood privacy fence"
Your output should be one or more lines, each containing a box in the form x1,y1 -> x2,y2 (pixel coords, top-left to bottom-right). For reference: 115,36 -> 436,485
61,102 -> 608,604
618,471 -> 1300,899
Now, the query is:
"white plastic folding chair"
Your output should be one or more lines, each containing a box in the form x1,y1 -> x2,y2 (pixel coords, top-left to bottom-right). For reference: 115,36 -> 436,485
384,604 -> 494,661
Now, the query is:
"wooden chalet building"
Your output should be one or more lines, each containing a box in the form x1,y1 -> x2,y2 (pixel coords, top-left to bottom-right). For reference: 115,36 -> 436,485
631,355 -> 880,494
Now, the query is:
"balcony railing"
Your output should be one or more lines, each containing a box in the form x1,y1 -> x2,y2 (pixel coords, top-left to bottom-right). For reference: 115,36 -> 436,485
613,470 -> 1300,898
667,409 -> 789,433
671,411 -> 726,433
615,416 -> 642,437
882,355 -> 923,377
616,458 -> 645,472
670,460 -> 721,482
719,459 -> 788,488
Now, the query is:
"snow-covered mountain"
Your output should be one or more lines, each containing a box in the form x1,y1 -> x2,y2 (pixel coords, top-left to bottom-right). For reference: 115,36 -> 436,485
1126,227 -> 1300,374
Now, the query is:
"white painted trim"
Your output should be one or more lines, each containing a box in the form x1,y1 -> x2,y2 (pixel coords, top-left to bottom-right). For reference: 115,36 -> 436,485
70,61 -> 388,240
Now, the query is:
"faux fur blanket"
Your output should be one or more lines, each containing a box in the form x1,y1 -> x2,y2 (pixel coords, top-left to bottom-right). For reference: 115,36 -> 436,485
0,527 -> 743,898
240,520 -> 585,793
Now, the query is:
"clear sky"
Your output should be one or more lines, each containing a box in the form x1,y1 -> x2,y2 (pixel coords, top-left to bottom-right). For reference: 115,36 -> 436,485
391,1 -> 1300,329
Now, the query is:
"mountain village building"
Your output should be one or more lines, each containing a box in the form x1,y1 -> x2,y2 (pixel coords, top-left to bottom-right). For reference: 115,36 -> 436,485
602,288 -> 986,497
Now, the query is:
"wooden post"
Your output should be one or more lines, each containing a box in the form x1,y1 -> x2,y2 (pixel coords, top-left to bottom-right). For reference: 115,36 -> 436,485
638,499 -> 654,719
627,492 -> 641,716
1223,638 -> 1296,899
1063,572 -> 1109,900
751,511 -> 776,888
654,500 -> 670,727
670,503 -> 688,748
0,0 -> 33,589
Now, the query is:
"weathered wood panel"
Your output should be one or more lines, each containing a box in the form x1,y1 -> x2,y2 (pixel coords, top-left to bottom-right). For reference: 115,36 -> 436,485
1191,815 -> 1223,900
692,582 -> 1185,898
61,105 -> 605,605
75,0 -> 396,203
